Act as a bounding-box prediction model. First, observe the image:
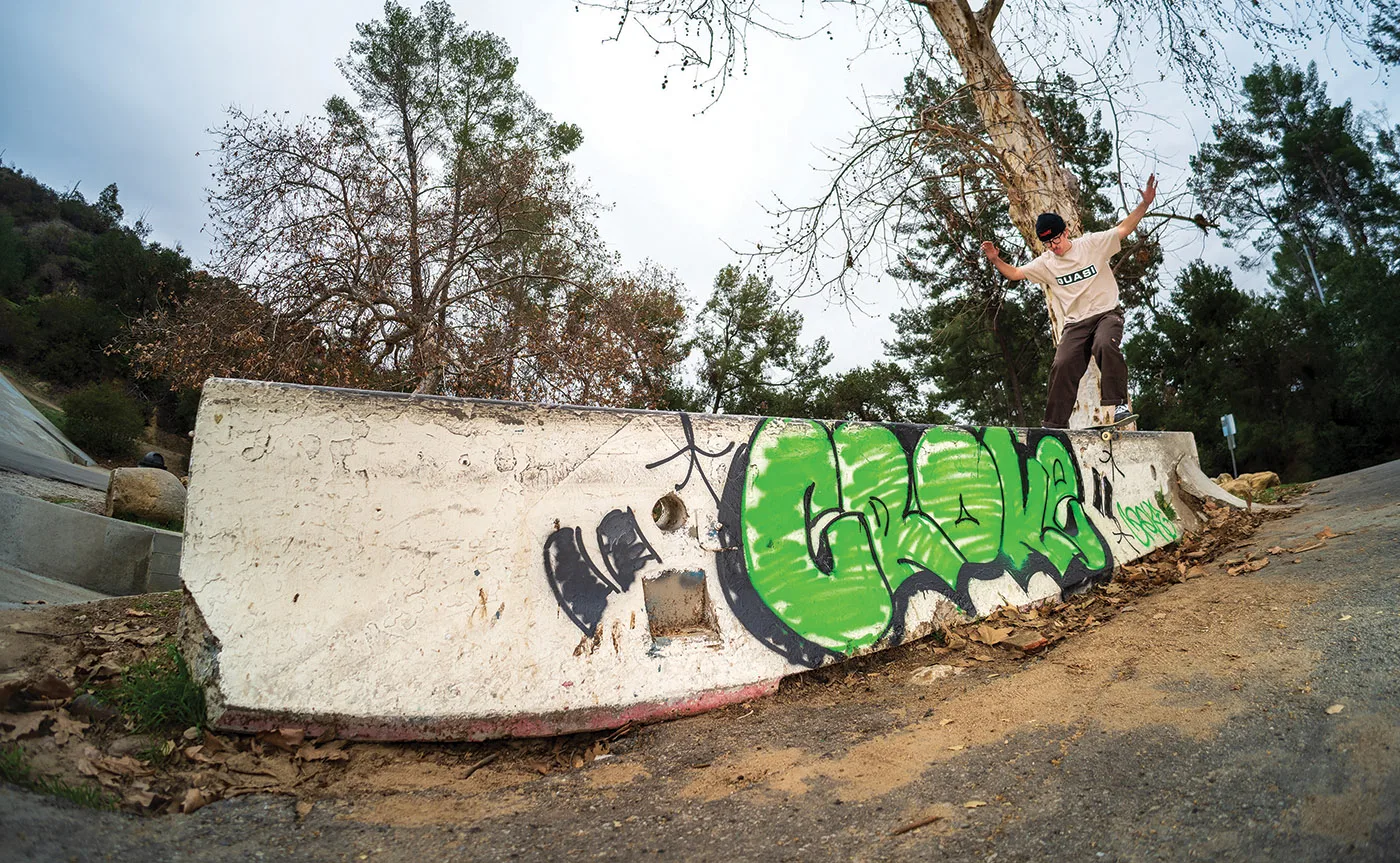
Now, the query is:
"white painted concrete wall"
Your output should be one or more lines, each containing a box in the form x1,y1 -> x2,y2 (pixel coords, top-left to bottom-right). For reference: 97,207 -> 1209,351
182,379 -> 1216,740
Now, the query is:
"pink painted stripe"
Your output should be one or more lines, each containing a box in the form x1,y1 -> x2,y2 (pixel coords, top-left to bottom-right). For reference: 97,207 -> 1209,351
212,679 -> 780,742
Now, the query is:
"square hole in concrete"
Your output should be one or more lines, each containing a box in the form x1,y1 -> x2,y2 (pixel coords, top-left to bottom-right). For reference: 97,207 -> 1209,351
643,569 -> 716,638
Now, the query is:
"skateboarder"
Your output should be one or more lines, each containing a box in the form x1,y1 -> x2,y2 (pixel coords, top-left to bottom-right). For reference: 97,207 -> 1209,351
981,174 -> 1156,429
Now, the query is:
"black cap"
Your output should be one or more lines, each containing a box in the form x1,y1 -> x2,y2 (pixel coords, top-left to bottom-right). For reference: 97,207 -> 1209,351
138,452 -> 166,469
1036,213 -> 1067,241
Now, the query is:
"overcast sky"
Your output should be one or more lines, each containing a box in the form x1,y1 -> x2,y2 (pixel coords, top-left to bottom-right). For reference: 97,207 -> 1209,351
1,1 -> 1395,371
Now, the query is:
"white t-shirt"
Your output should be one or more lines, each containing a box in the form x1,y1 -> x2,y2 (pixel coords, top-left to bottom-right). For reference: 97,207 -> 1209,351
1020,229 -> 1123,324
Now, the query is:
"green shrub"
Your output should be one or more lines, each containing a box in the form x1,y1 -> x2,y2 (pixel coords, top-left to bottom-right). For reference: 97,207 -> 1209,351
0,300 -> 35,358
60,383 -> 146,458
21,294 -> 121,385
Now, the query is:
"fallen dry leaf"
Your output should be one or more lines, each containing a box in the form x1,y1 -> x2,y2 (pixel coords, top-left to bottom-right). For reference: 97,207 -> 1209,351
964,800 -> 987,809
29,673 -> 74,701
0,712 -> 49,741
970,625 -> 1013,646
294,742 -> 350,762
1325,704 -> 1345,715
183,745 -> 228,765
94,753 -> 153,778
179,787 -> 209,814
910,665 -> 962,686
1227,557 -> 1270,576
51,711 -> 89,745
225,751 -> 277,777
256,727 -> 307,753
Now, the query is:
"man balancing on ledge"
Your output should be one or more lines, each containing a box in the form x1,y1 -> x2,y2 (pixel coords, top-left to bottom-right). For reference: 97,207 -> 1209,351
981,173 -> 1157,429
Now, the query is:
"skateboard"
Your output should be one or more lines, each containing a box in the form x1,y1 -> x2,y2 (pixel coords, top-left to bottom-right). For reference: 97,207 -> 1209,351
1088,413 -> 1138,441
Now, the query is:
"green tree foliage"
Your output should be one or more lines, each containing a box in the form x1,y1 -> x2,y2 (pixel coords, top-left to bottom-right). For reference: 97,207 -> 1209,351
888,73 -> 1161,425
691,265 -> 831,416
60,383 -> 147,459
806,361 -> 944,424
688,265 -> 936,422
89,228 -> 191,317
1131,61 -> 1400,481
1126,263 -> 1293,474
1194,62 -> 1400,267
20,295 -> 122,386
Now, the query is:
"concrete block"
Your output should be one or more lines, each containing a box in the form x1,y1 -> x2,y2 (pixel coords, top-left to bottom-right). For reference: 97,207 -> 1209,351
181,379 -> 1226,741
0,490 -> 183,596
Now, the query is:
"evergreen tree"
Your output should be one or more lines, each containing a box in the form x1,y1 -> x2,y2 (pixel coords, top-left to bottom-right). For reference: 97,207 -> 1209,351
691,265 -> 831,416
888,73 -> 1161,425
1128,60 -> 1400,481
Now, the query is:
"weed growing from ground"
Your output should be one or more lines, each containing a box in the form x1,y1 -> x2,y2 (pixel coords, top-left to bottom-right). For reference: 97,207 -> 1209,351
109,642 -> 206,733
0,744 -> 115,809
1257,482 -> 1313,504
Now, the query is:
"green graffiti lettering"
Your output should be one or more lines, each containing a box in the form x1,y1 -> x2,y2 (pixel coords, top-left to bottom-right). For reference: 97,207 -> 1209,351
1115,499 -> 1179,545
740,420 -> 891,653
739,420 -> 1111,655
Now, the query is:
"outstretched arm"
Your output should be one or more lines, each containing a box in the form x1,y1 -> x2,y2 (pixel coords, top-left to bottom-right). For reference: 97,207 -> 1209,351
981,240 -> 1026,281
1116,173 -> 1157,240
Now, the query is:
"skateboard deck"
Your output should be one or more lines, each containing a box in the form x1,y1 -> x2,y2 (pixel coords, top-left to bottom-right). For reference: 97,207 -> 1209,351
1089,413 -> 1138,441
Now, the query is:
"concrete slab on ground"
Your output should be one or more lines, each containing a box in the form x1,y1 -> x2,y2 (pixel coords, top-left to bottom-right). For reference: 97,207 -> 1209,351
182,378 -> 1230,741
0,560 -> 108,609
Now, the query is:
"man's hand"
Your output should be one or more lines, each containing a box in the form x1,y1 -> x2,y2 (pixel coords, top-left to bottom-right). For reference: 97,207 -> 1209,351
982,240 -> 1024,281
1139,173 -> 1157,208
1117,172 -> 1157,239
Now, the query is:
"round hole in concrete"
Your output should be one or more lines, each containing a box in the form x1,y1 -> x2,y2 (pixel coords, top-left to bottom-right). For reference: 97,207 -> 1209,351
652,493 -> 687,532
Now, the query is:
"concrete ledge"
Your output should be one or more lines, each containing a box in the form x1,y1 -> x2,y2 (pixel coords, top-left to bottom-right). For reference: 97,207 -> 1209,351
182,378 -> 1222,741
0,560 -> 109,609
0,489 -> 182,596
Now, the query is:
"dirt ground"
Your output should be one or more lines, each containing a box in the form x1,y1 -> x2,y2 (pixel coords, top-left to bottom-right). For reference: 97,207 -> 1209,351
2,462 -> 1398,862
0,500 -> 1282,814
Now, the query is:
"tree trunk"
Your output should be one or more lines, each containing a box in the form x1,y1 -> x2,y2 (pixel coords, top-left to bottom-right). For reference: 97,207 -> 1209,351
918,0 -> 1121,426
918,0 -> 1080,342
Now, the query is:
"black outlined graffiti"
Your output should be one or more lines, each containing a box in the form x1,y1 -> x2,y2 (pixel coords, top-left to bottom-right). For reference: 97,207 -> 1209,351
714,422 -> 1114,667
597,507 -> 661,592
644,412 -> 734,507
1093,467 -> 1140,549
545,508 -> 661,638
1098,438 -> 1126,479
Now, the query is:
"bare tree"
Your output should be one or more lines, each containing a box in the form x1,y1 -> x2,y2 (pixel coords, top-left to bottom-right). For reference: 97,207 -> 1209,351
203,1 -> 686,406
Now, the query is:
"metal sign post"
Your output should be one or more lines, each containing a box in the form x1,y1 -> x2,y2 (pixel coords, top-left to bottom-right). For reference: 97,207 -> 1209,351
1221,413 -> 1238,477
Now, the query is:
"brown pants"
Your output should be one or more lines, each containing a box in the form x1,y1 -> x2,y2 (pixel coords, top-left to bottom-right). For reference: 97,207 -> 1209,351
1043,308 -> 1127,427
